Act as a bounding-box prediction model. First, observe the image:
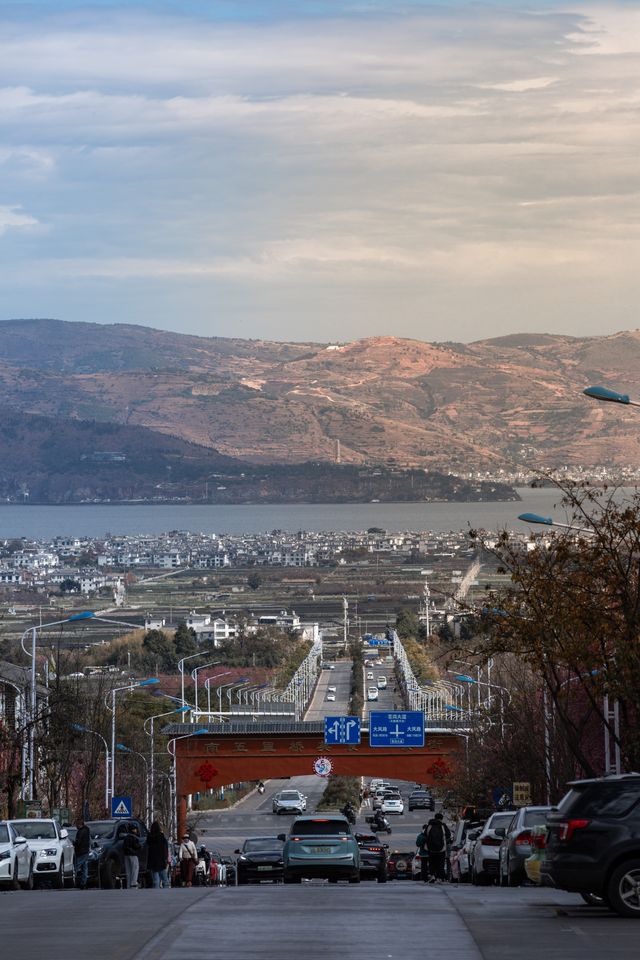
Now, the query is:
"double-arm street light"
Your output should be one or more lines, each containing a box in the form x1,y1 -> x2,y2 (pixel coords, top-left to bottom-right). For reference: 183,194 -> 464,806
107,677 -> 159,806
178,650 -> 214,709
143,705 -> 190,823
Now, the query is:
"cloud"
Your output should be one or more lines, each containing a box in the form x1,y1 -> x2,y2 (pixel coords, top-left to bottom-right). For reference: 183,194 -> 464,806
0,3 -> 639,342
0,204 -> 39,235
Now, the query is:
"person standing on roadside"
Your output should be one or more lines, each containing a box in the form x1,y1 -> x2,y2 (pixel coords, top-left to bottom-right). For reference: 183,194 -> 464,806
416,824 -> 431,882
147,821 -> 170,889
74,818 -> 91,889
425,812 -> 452,882
179,832 -> 198,887
123,823 -> 141,889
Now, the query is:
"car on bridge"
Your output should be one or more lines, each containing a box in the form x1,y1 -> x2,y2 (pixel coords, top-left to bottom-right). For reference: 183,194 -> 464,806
367,687 -> 379,701
408,790 -> 435,812
272,790 -> 307,815
279,816 -> 361,883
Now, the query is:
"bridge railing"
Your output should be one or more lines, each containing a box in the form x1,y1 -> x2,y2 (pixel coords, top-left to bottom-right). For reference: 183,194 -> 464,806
279,635 -> 322,720
392,631 -> 471,728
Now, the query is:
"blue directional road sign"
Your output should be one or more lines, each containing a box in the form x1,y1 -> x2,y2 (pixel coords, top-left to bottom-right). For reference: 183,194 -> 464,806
365,637 -> 390,647
369,711 -> 425,748
111,796 -> 133,818
324,716 -> 361,745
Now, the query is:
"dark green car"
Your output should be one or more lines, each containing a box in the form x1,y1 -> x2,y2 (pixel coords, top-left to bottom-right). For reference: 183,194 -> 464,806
279,815 -> 361,883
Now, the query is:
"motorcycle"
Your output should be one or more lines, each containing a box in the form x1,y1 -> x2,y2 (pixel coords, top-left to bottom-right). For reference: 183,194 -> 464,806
367,815 -> 392,835
341,805 -> 356,825
257,783 -> 265,795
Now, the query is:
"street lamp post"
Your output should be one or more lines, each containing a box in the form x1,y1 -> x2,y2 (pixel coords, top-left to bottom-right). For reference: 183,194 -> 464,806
204,672 -> 231,714
167,729 -> 208,840
108,678 -> 159,807
190,660 -> 221,712
143,705 -> 189,823
117,743 -> 150,823
178,650 -> 214,710
71,722 -> 110,813
20,610 -> 143,801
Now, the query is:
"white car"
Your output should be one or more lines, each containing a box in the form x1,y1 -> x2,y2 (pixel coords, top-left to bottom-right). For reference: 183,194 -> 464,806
366,672 -> 374,680
0,821 -> 33,890
381,796 -> 404,815
327,686 -> 337,693
377,676 -> 387,689
326,693 -> 336,702
367,687 -> 379,701
272,790 -> 307,815
9,819 -> 75,888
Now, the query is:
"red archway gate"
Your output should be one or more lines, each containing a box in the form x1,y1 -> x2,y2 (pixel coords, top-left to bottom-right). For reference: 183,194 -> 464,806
168,723 -> 465,838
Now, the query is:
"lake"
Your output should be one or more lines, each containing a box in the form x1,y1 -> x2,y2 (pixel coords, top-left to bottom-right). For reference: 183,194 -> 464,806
0,487 -> 629,538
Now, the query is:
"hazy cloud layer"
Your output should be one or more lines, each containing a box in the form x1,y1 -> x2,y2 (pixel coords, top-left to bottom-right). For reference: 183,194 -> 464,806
1,2 -> 639,342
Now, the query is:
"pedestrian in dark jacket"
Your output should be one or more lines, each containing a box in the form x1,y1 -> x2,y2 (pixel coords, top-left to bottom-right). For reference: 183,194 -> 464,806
416,824 -> 431,882
123,824 -> 141,889
425,813 -> 452,881
74,819 -> 91,889
147,821 -> 170,889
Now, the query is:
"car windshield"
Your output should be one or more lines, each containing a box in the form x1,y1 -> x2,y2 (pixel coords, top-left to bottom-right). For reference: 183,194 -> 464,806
293,820 -> 349,836
244,838 -> 283,852
486,813 -> 514,831
0,825 -> 9,843
11,821 -> 57,839
523,809 -> 551,827
280,792 -> 301,801
87,821 -> 119,839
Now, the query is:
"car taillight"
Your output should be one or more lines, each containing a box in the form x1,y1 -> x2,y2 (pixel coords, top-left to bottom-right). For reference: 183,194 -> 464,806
368,846 -> 382,852
388,860 -> 395,867
482,837 -> 502,846
514,831 -> 533,846
414,854 -> 421,861
557,819 -> 590,842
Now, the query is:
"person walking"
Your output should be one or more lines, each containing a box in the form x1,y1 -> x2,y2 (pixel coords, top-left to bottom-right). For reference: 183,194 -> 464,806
179,832 -> 198,887
74,818 -> 91,890
415,824 -> 431,882
123,824 -> 141,889
425,813 -> 452,882
147,821 -> 170,889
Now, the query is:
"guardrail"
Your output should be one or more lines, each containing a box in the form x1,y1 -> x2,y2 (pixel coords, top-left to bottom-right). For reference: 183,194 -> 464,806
392,631 -> 472,728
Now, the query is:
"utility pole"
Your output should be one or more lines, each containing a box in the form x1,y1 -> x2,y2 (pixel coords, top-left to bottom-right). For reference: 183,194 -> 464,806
342,596 -> 348,649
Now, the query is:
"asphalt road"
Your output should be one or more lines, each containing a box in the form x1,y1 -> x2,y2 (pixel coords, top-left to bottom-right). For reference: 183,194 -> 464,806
304,659 -> 352,720
3,882 -> 638,960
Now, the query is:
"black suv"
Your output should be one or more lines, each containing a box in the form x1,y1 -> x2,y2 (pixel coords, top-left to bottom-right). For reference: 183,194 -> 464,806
354,833 -> 387,882
86,818 -> 149,888
542,774 -> 640,917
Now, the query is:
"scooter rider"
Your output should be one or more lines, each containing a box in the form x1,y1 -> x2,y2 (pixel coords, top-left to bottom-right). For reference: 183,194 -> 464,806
373,808 -> 388,831
257,781 -> 265,795
341,801 -> 356,824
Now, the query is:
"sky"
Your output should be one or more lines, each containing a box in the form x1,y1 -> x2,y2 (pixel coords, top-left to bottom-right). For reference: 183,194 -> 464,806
1,1 -> 640,344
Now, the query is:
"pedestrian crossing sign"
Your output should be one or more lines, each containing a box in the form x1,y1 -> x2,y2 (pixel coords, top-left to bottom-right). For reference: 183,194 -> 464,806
111,796 -> 132,818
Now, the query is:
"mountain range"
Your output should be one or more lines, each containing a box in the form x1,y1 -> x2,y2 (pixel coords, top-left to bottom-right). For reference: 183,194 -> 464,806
0,318 -> 638,502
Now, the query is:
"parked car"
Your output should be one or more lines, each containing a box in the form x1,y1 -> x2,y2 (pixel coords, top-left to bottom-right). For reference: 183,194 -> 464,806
235,836 -> 284,884
471,811 -> 516,885
386,849 -> 414,880
0,821 -> 33,890
381,796 -> 404,816
498,806 -> 552,887
355,833 -> 387,882
9,818 -> 75,889
450,826 -> 482,883
84,818 -> 149,888
279,815 -> 360,883
408,790 -> 435,812
272,790 -> 307,815
542,773 -> 640,916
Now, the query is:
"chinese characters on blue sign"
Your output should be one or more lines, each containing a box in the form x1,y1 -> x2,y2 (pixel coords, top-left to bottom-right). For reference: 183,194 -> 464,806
324,716 -> 361,745
369,711 -> 425,748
